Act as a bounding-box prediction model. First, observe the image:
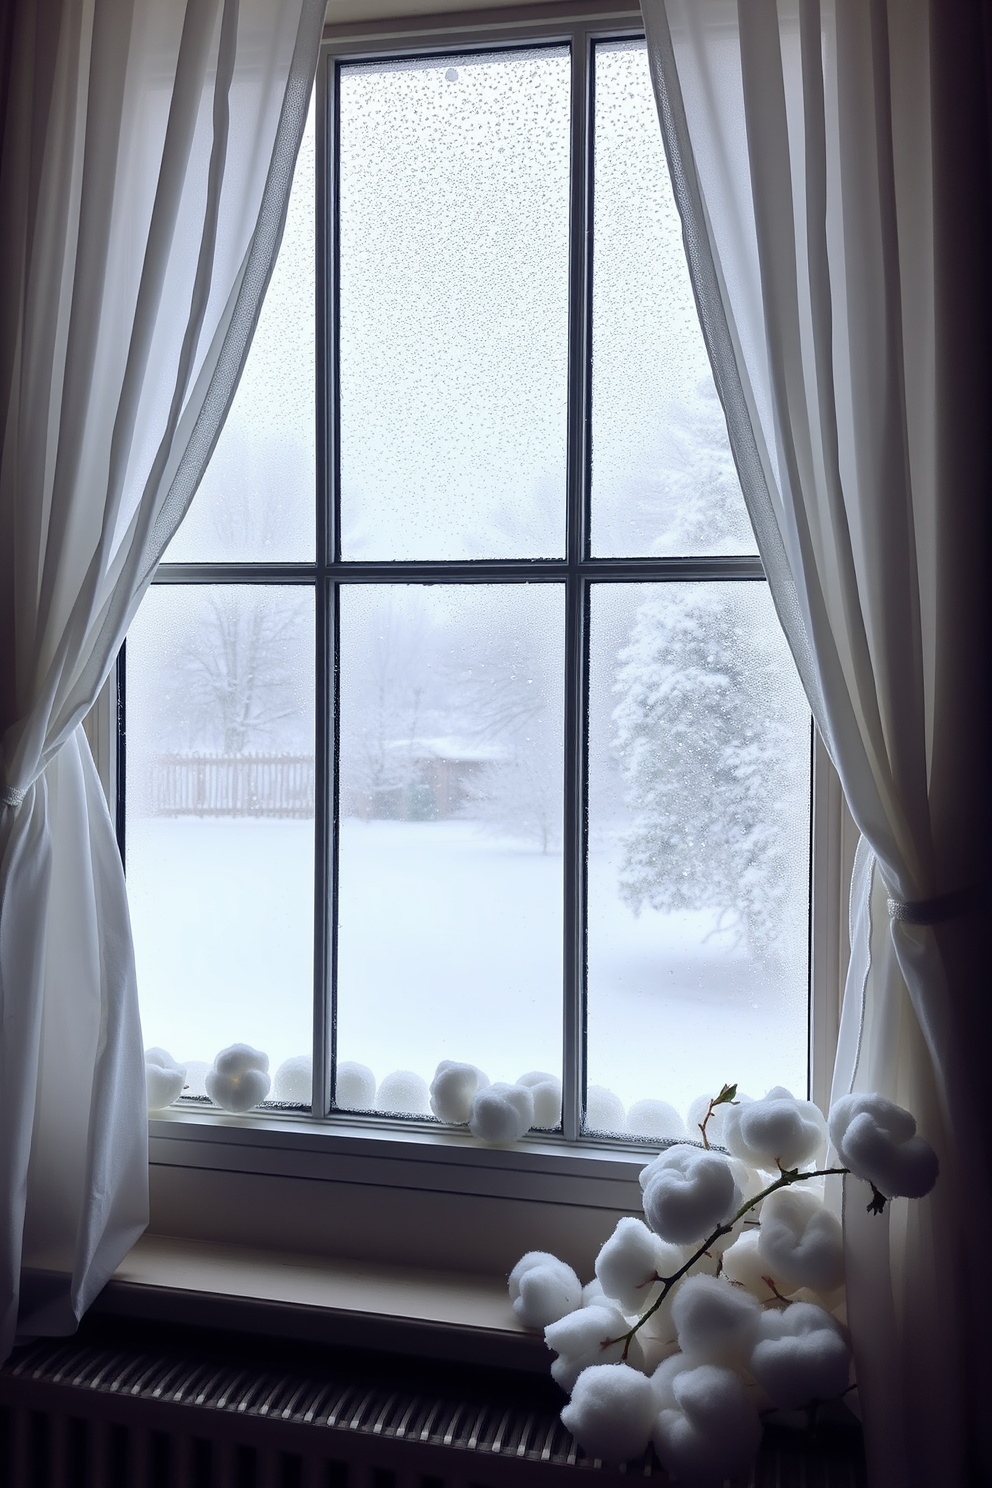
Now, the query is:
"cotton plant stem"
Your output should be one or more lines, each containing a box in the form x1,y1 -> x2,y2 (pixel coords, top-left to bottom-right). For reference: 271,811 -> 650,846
612,1165 -> 850,1360
697,1082 -> 738,1150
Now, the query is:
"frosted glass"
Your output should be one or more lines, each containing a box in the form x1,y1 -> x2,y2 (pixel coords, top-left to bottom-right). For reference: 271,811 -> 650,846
591,42 -> 757,559
125,586 -> 315,1088
586,583 -> 810,1130
164,101 -> 316,562
336,584 -> 564,1112
339,51 -> 569,560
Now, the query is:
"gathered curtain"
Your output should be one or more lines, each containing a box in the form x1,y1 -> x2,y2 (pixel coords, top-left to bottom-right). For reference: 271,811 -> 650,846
0,0 -> 324,1360
640,2 -> 990,1484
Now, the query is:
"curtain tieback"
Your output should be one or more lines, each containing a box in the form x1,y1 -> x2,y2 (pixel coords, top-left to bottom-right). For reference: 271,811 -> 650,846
886,884 -> 982,926
1,783 -> 25,810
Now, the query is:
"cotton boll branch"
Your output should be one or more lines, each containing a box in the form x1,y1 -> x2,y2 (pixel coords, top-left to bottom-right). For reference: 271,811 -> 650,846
610,1164 -> 849,1361
698,1082 -> 738,1150
515,1085 -> 938,1477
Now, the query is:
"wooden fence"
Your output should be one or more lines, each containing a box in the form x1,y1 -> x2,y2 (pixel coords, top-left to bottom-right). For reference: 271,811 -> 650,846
149,755 -> 315,818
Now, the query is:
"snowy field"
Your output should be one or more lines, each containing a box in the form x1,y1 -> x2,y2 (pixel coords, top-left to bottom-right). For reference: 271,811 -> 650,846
128,816 -> 808,1123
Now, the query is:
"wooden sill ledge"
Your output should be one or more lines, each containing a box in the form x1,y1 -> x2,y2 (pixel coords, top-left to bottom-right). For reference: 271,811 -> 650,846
95,1232 -> 549,1374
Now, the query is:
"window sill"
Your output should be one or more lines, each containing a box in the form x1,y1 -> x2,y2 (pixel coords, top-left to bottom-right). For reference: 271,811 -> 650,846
95,1232 -> 550,1373
147,1108 -> 648,1279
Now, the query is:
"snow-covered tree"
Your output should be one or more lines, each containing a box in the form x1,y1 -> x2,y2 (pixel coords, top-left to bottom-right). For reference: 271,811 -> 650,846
635,381 -> 754,556
612,585 -> 808,956
606,379 -> 756,559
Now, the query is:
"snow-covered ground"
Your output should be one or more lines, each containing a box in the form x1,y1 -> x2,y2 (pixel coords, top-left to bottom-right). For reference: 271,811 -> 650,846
128,816 -> 807,1124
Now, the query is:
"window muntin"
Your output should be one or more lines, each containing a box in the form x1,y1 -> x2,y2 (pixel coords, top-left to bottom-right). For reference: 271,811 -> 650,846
124,24 -> 813,1146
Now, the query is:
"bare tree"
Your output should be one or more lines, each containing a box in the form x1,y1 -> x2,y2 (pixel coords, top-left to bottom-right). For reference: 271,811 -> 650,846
181,591 -> 308,754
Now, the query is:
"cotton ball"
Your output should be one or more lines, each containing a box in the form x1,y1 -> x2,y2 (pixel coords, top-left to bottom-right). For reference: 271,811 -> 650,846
508,1252 -> 582,1329
560,1363 -> 657,1465
205,1044 -> 270,1112
469,1082 -> 534,1142
582,1278 -> 606,1307
671,1274 -> 761,1366
182,1060 -> 209,1098
731,1156 -> 769,1207
627,1100 -> 687,1142
272,1055 -> 311,1105
724,1087 -> 827,1172
641,1146 -> 742,1245
545,1304 -> 644,1393
516,1071 -> 562,1128
430,1061 -> 489,1124
595,1217 -> 682,1316
652,1359 -> 763,1487
586,1086 -> 626,1133
337,1062 -> 376,1110
649,1351 -> 694,1408
828,1093 -> 939,1198
509,1251 -> 557,1296
636,1296 -> 682,1371
749,1302 -> 851,1409
376,1070 -> 430,1115
144,1048 -> 186,1112
721,1231 -> 796,1301
758,1188 -> 845,1292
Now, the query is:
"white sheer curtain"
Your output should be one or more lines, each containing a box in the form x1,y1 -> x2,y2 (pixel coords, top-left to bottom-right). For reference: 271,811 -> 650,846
640,2 -> 990,1485
0,0 -> 324,1360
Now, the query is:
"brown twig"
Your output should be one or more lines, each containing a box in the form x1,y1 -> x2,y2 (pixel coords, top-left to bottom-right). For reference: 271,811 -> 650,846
608,1165 -> 850,1361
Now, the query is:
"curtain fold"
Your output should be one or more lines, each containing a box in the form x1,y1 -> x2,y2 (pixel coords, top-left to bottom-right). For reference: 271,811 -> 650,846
0,0 -> 324,1360
640,2 -> 990,1484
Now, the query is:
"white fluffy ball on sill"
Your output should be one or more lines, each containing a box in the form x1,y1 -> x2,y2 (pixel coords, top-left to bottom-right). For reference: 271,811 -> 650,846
205,1043 -> 271,1112
376,1069 -> 430,1115
272,1055 -> 312,1105
337,1061 -> 377,1110
144,1048 -> 186,1111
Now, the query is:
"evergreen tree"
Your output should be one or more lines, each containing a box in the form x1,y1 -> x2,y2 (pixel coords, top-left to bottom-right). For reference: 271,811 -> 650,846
611,584 -> 808,956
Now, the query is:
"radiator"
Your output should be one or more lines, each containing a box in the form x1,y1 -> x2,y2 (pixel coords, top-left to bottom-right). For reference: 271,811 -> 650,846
0,1325 -> 865,1488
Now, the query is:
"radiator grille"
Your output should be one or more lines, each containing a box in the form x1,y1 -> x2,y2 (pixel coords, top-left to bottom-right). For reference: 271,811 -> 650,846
0,1324 -> 866,1488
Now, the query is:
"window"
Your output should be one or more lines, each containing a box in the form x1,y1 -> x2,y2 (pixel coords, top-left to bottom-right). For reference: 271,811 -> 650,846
118,7 -> 828,1192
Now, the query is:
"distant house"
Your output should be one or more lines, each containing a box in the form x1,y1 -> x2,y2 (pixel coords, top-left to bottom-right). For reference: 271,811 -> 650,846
370,737 -> 508,821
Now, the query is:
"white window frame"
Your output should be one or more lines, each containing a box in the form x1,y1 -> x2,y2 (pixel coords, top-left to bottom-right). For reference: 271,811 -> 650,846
86,0 -> 857,1275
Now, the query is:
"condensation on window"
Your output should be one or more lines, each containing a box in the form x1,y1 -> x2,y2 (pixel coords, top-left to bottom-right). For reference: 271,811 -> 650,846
591,40 -> 758,559
338,49 -> 570,561
165,100 -> 317,562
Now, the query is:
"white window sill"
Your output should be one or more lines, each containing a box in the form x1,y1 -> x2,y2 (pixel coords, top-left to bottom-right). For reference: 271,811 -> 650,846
95,1232 -> 549,1374
146,1108 -> 648,1283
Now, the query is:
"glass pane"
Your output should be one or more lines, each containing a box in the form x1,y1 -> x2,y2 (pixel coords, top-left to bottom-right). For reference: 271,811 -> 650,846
591,41 -> 757,559
126,586 -> 315,1101
339,50 -> 569,560
164,101 -> 316,562
336,584 -> 564,1113
587,583 -> 810,1133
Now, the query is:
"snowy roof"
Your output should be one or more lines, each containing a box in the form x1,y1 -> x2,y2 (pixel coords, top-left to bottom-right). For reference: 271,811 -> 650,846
383,735 -> 508,763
